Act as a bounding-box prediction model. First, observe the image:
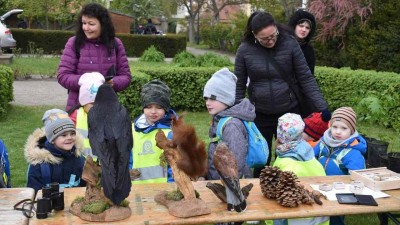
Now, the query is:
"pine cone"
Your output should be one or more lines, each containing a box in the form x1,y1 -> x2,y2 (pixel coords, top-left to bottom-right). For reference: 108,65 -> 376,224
259,166 -> 281,199
275,171 -> 303,207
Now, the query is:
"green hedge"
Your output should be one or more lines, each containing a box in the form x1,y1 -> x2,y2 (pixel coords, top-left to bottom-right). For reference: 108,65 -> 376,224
118,67 -> 230,119
0,65 -> 14,116
118,66 -> 400,134
11,29 -> 186,57
315,67 -> 400,132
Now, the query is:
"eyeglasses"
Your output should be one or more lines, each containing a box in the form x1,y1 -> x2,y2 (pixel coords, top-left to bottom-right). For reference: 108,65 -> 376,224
254,28 -> 279,42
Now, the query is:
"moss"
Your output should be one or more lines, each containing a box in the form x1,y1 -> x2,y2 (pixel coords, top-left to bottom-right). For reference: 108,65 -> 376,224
120,199 -> 130,207
165,189 -> 201,201
72,196 -> 84,204
81,201 -> 110,214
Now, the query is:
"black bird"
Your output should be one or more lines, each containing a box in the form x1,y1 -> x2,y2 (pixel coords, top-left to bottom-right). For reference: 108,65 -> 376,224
88,84 -> 133,205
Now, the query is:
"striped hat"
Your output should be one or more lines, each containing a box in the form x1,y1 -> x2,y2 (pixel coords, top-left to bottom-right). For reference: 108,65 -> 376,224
331,107 -> 357,134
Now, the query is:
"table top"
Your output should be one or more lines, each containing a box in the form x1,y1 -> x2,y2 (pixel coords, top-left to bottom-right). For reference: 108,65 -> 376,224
0,188 -> 35,225
28,175 -> 400,225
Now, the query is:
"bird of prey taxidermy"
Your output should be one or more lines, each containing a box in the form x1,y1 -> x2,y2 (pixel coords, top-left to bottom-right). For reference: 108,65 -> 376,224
213,142 -> 247,212
88,84 -> 133,205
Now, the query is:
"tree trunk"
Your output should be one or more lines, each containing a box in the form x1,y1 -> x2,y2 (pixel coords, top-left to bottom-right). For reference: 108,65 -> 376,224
155,130 -> 196,200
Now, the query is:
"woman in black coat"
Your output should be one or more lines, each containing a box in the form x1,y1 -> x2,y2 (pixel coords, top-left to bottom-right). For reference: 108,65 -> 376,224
234,11 -> 328,177
289,9 -> 316,75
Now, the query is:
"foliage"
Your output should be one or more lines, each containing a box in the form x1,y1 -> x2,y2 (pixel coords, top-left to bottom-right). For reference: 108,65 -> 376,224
0,65 -> 13,116
120,199 -> 130,207
11,29 -> 187,57
81,200 -> 110,214
9,57 -> 60,79
174,0 -> 207,43
172,51 -> 232,67
309,0 -> 372,47
72,197 -> 85,204
205,0 -> 247,24
248,0 -> 293,22
139,45 -> 165,62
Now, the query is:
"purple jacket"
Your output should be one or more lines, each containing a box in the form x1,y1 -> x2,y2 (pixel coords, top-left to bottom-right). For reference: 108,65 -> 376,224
58,36 -> 131,110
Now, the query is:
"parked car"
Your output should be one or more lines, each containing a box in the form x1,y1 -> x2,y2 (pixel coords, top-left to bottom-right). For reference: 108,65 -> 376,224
0,9 -> 23,52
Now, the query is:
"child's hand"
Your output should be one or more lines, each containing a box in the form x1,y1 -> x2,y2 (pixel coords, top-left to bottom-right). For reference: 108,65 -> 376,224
106,79 -> 114,87
129,169 -> 141,180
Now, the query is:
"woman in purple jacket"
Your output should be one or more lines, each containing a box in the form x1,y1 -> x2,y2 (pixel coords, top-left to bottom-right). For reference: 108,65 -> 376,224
58,3 -> 131,111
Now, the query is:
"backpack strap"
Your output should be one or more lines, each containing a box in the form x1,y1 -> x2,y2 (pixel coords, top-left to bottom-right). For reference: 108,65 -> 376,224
40,163 -> 51,186
210,117 -> 232,143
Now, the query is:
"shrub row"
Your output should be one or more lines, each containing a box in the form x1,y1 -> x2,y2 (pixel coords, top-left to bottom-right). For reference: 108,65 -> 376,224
11,29 -> 186,57
0,65 -> 14,116
119,66 -> 400,133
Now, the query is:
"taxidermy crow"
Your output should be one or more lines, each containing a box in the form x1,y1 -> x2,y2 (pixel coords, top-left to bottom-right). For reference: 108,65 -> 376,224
213,142 -> 246,212
88,84 -> 133,205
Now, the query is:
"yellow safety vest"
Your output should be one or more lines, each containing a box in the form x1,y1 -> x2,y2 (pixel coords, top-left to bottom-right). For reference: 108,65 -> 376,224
76,107 -> 97,160
131,125 -> 170,184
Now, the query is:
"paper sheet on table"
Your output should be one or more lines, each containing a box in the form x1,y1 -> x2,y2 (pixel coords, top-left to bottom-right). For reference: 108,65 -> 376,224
310,184 -> 390,201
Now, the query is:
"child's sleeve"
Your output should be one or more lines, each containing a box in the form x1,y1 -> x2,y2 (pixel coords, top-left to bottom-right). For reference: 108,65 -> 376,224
26,164 -> 46,193
341,150 -> 366,171
0,140 -> 11,187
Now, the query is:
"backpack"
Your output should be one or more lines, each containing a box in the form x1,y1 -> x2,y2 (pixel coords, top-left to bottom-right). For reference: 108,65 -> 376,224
214,117 -> 269,168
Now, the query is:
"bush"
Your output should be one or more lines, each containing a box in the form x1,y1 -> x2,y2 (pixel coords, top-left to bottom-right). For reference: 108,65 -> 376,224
0,65 -> 14,116
139,45 -> 165,62
171,51 -> 232,67
11,29 -> 186,57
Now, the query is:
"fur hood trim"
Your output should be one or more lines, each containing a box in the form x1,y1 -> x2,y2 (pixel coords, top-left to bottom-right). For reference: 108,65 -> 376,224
24,128 -> 85,165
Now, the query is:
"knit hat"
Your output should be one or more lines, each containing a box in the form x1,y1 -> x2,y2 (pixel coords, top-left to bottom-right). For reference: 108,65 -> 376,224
303,110 -> 331,140
288,9 -> 316,43
78,72 -> 105,106
277,113 -> 305,143
42,109 -> 75,143
331,107 -> 357,134
203,67 -> 237,106
141,79 -> 171,111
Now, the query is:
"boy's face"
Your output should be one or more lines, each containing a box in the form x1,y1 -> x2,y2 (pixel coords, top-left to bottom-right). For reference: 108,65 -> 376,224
330,120 -> 352,140
53,130 -> 76,151
205,98 -> 228,115
144,104 -> 166,125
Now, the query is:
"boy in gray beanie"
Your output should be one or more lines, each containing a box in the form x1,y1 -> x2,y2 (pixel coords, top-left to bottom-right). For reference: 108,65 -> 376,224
24,108 -> 86,192
204,67 -> 256,179
129,79 -> 177,184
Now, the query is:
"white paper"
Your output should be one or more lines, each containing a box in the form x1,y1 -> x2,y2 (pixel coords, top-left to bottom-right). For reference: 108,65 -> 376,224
310,184 -> 391,201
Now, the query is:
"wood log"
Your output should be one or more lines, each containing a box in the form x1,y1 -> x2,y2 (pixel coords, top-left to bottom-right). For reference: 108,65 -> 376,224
155,129 -> 196,200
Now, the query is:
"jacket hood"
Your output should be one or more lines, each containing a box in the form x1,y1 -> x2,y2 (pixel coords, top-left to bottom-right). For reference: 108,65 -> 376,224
24,128 -> 85,165
218,98 -> 256,121
322,130 -> 367,155
288,9 -> 316,43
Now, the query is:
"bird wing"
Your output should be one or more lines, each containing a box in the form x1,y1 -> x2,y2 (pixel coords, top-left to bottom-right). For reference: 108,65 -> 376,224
88,84 -> 132,205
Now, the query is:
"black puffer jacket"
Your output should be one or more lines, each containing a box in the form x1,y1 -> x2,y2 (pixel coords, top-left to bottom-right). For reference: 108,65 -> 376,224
234,34 -> 327,115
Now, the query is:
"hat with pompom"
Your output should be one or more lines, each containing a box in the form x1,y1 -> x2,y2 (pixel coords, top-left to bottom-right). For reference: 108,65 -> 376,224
303,109 -> 331,140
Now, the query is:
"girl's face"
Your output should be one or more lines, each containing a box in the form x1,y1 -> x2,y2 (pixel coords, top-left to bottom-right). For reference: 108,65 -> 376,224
82,15 -> 101,39
254,25 -> 279,48
205,98 -> 228,115
330,120 -> 352,140
295,21 -> 311,40
53,130 -> 76,151
143,104 -> 166,125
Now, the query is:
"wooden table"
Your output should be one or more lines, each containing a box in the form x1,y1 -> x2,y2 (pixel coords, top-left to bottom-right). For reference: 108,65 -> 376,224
29,176 -> 400,225
0,188 -> 35,225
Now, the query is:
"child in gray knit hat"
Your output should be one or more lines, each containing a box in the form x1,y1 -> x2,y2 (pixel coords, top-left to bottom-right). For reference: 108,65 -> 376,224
129,79 -> 177,184
24,108 -> 86,192
204,67 -> 256,180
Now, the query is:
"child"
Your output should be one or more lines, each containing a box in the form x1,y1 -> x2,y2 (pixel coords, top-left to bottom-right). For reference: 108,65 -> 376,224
130,79 -> 176,184
314,107 -> 366,225
204,67 -> 254,180
25,109 -> 86,193
303,110 -> 331,147
69,72 -> 105,158
314,107 -> 367,175
273,113 -> 328,225
0,139 -> 11,188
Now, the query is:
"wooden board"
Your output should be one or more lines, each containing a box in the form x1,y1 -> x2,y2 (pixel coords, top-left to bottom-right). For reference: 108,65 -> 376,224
29,176 -> 400,225
0,188 -> 35,225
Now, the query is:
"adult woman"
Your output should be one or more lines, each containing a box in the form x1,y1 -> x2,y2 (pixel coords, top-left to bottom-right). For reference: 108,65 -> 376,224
289,9 -> 316,74
58,3 -> 131,111
234,11 -> 328,177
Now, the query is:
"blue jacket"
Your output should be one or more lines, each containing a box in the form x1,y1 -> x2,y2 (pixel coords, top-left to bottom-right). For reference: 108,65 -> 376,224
129,109 -> 177,182
314,131 -> 367,176
0,139 -> 11,187
24,128 -> 86,193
